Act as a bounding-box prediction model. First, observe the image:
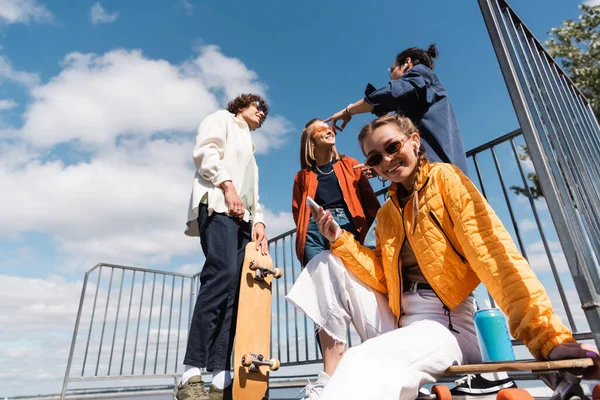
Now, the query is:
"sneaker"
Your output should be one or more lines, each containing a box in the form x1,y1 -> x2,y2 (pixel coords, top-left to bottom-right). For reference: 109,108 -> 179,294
298,371 -> 329,399
208,383 -> 232,400
450,374 -> 517,400
176,375 -> 210,400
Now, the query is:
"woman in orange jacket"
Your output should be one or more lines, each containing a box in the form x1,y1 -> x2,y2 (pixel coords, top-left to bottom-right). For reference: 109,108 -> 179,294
288,114 -> 599,400
292,118 -> 380,266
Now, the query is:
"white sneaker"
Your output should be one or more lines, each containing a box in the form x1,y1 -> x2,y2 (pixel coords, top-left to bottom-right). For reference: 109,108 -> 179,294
299,371 -> 330,399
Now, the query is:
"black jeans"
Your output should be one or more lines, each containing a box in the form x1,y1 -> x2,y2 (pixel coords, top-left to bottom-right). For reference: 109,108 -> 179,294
183,204 -> 251,371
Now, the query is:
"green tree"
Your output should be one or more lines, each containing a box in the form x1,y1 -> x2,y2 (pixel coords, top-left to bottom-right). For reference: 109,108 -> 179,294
510,145 -> 543,200
546,4 -> 600,120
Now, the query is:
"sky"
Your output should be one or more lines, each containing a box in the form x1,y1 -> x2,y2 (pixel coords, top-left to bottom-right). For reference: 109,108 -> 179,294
0,0 -> 597,397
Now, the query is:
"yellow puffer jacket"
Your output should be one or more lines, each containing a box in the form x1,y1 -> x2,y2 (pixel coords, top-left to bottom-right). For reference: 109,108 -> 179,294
330,160 -> 575,359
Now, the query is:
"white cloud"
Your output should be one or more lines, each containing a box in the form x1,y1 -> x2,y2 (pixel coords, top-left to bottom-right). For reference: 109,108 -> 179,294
525,240 -> 569,273
584,0 -> 600,6
0,137 -> 198,269
0,99 -> 17,109
19,46 -> 283,150
518,218 -> 537,233
0,54 -> 40,87
1,46 -> 292,270
0,0 -> 52,24
90,2 -> 118,25
0,275 -> 81,395
263,209 -> 295,239
182,0 -> 194,16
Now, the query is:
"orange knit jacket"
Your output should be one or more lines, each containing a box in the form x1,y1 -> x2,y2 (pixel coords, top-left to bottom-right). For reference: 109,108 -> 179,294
292,156 -> 380,264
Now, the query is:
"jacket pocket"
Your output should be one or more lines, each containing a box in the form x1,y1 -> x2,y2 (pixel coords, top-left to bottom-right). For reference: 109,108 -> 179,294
429,211 -> 467,263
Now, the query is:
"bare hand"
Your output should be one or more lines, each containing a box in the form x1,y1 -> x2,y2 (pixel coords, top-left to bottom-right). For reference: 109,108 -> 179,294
324,109 -> 351,134
309,206 -> 342,243
252,222 -> 268,255
221,181 -> 244,220
353,163 -> 377,179
548,342 -> 600,379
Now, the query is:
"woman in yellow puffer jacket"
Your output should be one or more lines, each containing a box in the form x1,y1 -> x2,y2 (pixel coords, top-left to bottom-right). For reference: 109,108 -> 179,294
286,113 -> 599,400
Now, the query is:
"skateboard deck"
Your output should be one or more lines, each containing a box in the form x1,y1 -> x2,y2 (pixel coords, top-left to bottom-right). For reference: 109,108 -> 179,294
425,358 -> 596,400
233,242 -> 282,400
445,358 -> 594,374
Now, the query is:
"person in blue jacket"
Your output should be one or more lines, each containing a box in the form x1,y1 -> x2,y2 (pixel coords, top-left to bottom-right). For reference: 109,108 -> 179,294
325,44 -> 468,174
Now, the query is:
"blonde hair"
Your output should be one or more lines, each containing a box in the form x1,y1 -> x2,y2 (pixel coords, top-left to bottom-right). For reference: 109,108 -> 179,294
358,114 -> 426,232
299,118 -> 341,170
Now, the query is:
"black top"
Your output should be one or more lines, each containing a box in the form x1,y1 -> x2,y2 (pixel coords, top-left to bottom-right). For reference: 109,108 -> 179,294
314,161 -> 346,209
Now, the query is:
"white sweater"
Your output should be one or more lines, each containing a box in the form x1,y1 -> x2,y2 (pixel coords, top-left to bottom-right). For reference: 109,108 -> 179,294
185,110 -> 265,237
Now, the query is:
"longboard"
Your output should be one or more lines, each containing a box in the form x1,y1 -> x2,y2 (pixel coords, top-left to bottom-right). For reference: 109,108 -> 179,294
425,358 -> 596,400
233,242 -> 282,400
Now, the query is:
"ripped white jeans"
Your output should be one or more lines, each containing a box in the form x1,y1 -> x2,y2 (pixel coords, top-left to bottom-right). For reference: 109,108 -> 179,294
286,251 -> 482,400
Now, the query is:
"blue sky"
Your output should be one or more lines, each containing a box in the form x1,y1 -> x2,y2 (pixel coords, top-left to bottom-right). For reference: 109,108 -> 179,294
0,0 -> 595,396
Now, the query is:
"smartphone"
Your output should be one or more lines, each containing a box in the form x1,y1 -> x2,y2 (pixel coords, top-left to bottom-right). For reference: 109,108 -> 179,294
306,196 -> 340,231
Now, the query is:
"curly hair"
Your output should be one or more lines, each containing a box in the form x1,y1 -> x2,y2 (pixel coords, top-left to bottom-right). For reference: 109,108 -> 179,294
226,93 -> 269,125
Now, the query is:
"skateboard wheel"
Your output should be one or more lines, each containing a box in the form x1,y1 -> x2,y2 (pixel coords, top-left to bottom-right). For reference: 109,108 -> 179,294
241,353 -> 253,367
273,268 -> 283,279
249,261 -> 258,271
593,384 -> 600,400
432,385 -> 452,400
269,358 -> 280,371
496,388 -> 534,400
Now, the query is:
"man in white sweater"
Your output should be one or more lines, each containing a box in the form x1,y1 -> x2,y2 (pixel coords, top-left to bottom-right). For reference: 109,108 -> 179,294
179,94 -> 269,400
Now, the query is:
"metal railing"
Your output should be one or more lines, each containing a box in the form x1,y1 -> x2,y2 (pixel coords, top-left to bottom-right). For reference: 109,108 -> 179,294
479,0 -> 600,349
60,264 -> 197,398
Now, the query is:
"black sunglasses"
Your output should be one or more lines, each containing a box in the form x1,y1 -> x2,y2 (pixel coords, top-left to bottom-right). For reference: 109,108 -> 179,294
365,137 -> 410,167
252,100 -> 266,113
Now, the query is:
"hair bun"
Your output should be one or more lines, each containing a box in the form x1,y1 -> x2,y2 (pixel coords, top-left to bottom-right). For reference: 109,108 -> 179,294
427,44 -> 438,59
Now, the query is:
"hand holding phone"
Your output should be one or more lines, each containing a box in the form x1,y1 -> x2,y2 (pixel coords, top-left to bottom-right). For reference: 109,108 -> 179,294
306,196 -> 341,232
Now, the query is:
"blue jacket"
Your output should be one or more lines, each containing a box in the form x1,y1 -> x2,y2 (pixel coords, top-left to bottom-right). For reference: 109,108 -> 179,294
364,64 -> 468,174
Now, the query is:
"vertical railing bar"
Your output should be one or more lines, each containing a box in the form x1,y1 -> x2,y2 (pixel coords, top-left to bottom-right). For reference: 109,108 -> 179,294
188,274 -> 195,331
274,241 -> 282,362
95,267 -> 115,376
154,274 -> 166,374
302,248 -> 310,361
175,276 -> 185,374
132,271 -> 146,375
347,329 -> 353,348
120,270 -> 136,376
290,236 -> 300,362
490,147 -> 527,258
470,154 -> 495,307
282,236 -> 290,362
269,242 -> 274,361
143,273 -> 157,374
471,154 -> 489,200
165,275 -> 176,374
108,268 -> 125,375
61,269 -> 92,399
82,266 -> 103,376
314,321 -> 320,359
